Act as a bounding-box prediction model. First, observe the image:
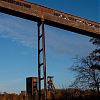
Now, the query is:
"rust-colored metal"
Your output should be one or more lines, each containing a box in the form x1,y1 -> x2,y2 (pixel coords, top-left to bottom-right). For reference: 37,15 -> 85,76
38,17 -> 47,100
38,22 -> 41,100
42,18 -> 47,100
0,0 -> 100,38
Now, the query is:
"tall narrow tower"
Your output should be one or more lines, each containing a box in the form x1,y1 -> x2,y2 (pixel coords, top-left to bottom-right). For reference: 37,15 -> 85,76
47,76 -> 55,91
26,77 -> 38,100
38,16 -> 47,100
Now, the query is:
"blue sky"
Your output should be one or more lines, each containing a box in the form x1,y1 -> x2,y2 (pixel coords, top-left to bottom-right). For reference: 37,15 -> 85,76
0,0 -> 99,93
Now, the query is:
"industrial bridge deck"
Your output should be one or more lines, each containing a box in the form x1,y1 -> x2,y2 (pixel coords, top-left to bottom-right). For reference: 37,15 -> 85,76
0,0 -> 100,38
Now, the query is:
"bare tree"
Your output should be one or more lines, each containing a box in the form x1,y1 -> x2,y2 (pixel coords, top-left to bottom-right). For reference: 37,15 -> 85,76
90,38 -> 100,71
90,38 -> 100,47
70,38 -> 100,96
70,51 -> 100,96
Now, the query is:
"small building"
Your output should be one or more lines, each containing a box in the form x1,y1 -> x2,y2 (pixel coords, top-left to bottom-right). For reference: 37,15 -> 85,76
26,77 -> 38,100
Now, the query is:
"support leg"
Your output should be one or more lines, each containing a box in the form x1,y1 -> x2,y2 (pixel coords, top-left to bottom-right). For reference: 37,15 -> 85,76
37,20 -> 47,100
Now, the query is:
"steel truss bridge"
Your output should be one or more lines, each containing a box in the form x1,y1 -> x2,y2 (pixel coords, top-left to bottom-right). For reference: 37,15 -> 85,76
0,0 -> 100,100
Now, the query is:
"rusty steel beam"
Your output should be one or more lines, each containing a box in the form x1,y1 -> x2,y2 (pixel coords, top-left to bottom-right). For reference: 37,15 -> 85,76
41,18 -> 47,100
38,18 -> 47,100
38,22 -> 41,100
0,0 -> 100,38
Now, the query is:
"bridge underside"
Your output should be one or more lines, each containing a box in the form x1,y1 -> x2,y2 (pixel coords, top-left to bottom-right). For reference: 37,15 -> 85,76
0,7 -> 99,38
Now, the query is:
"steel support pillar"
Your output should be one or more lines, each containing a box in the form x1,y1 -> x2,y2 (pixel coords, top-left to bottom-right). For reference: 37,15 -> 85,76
38,18 -> 47,100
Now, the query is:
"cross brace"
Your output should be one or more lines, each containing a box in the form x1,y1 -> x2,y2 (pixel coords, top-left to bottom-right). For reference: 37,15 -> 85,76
38,19 -> 47,100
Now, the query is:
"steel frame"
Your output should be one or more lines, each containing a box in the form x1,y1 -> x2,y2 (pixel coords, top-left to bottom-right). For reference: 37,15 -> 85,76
38,18 -> 47,100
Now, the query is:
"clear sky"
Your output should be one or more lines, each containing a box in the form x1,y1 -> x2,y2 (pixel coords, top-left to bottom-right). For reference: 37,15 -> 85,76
0,0 -> 99,93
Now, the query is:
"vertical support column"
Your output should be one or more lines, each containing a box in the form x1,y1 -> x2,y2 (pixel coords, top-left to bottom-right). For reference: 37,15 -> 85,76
42,18 -> 47,100
37,18 -> 47,100
38,22 -> 41,100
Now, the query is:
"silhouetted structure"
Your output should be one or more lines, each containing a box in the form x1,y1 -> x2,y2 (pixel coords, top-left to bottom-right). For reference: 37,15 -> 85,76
47,76 -> 55,91
26,77 -> 38,100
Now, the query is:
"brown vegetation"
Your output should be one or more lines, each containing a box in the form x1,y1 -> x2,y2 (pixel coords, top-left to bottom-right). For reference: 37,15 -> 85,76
47,88 -> 100,100
0,88 -> 99,100
0,92 -> 27,100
